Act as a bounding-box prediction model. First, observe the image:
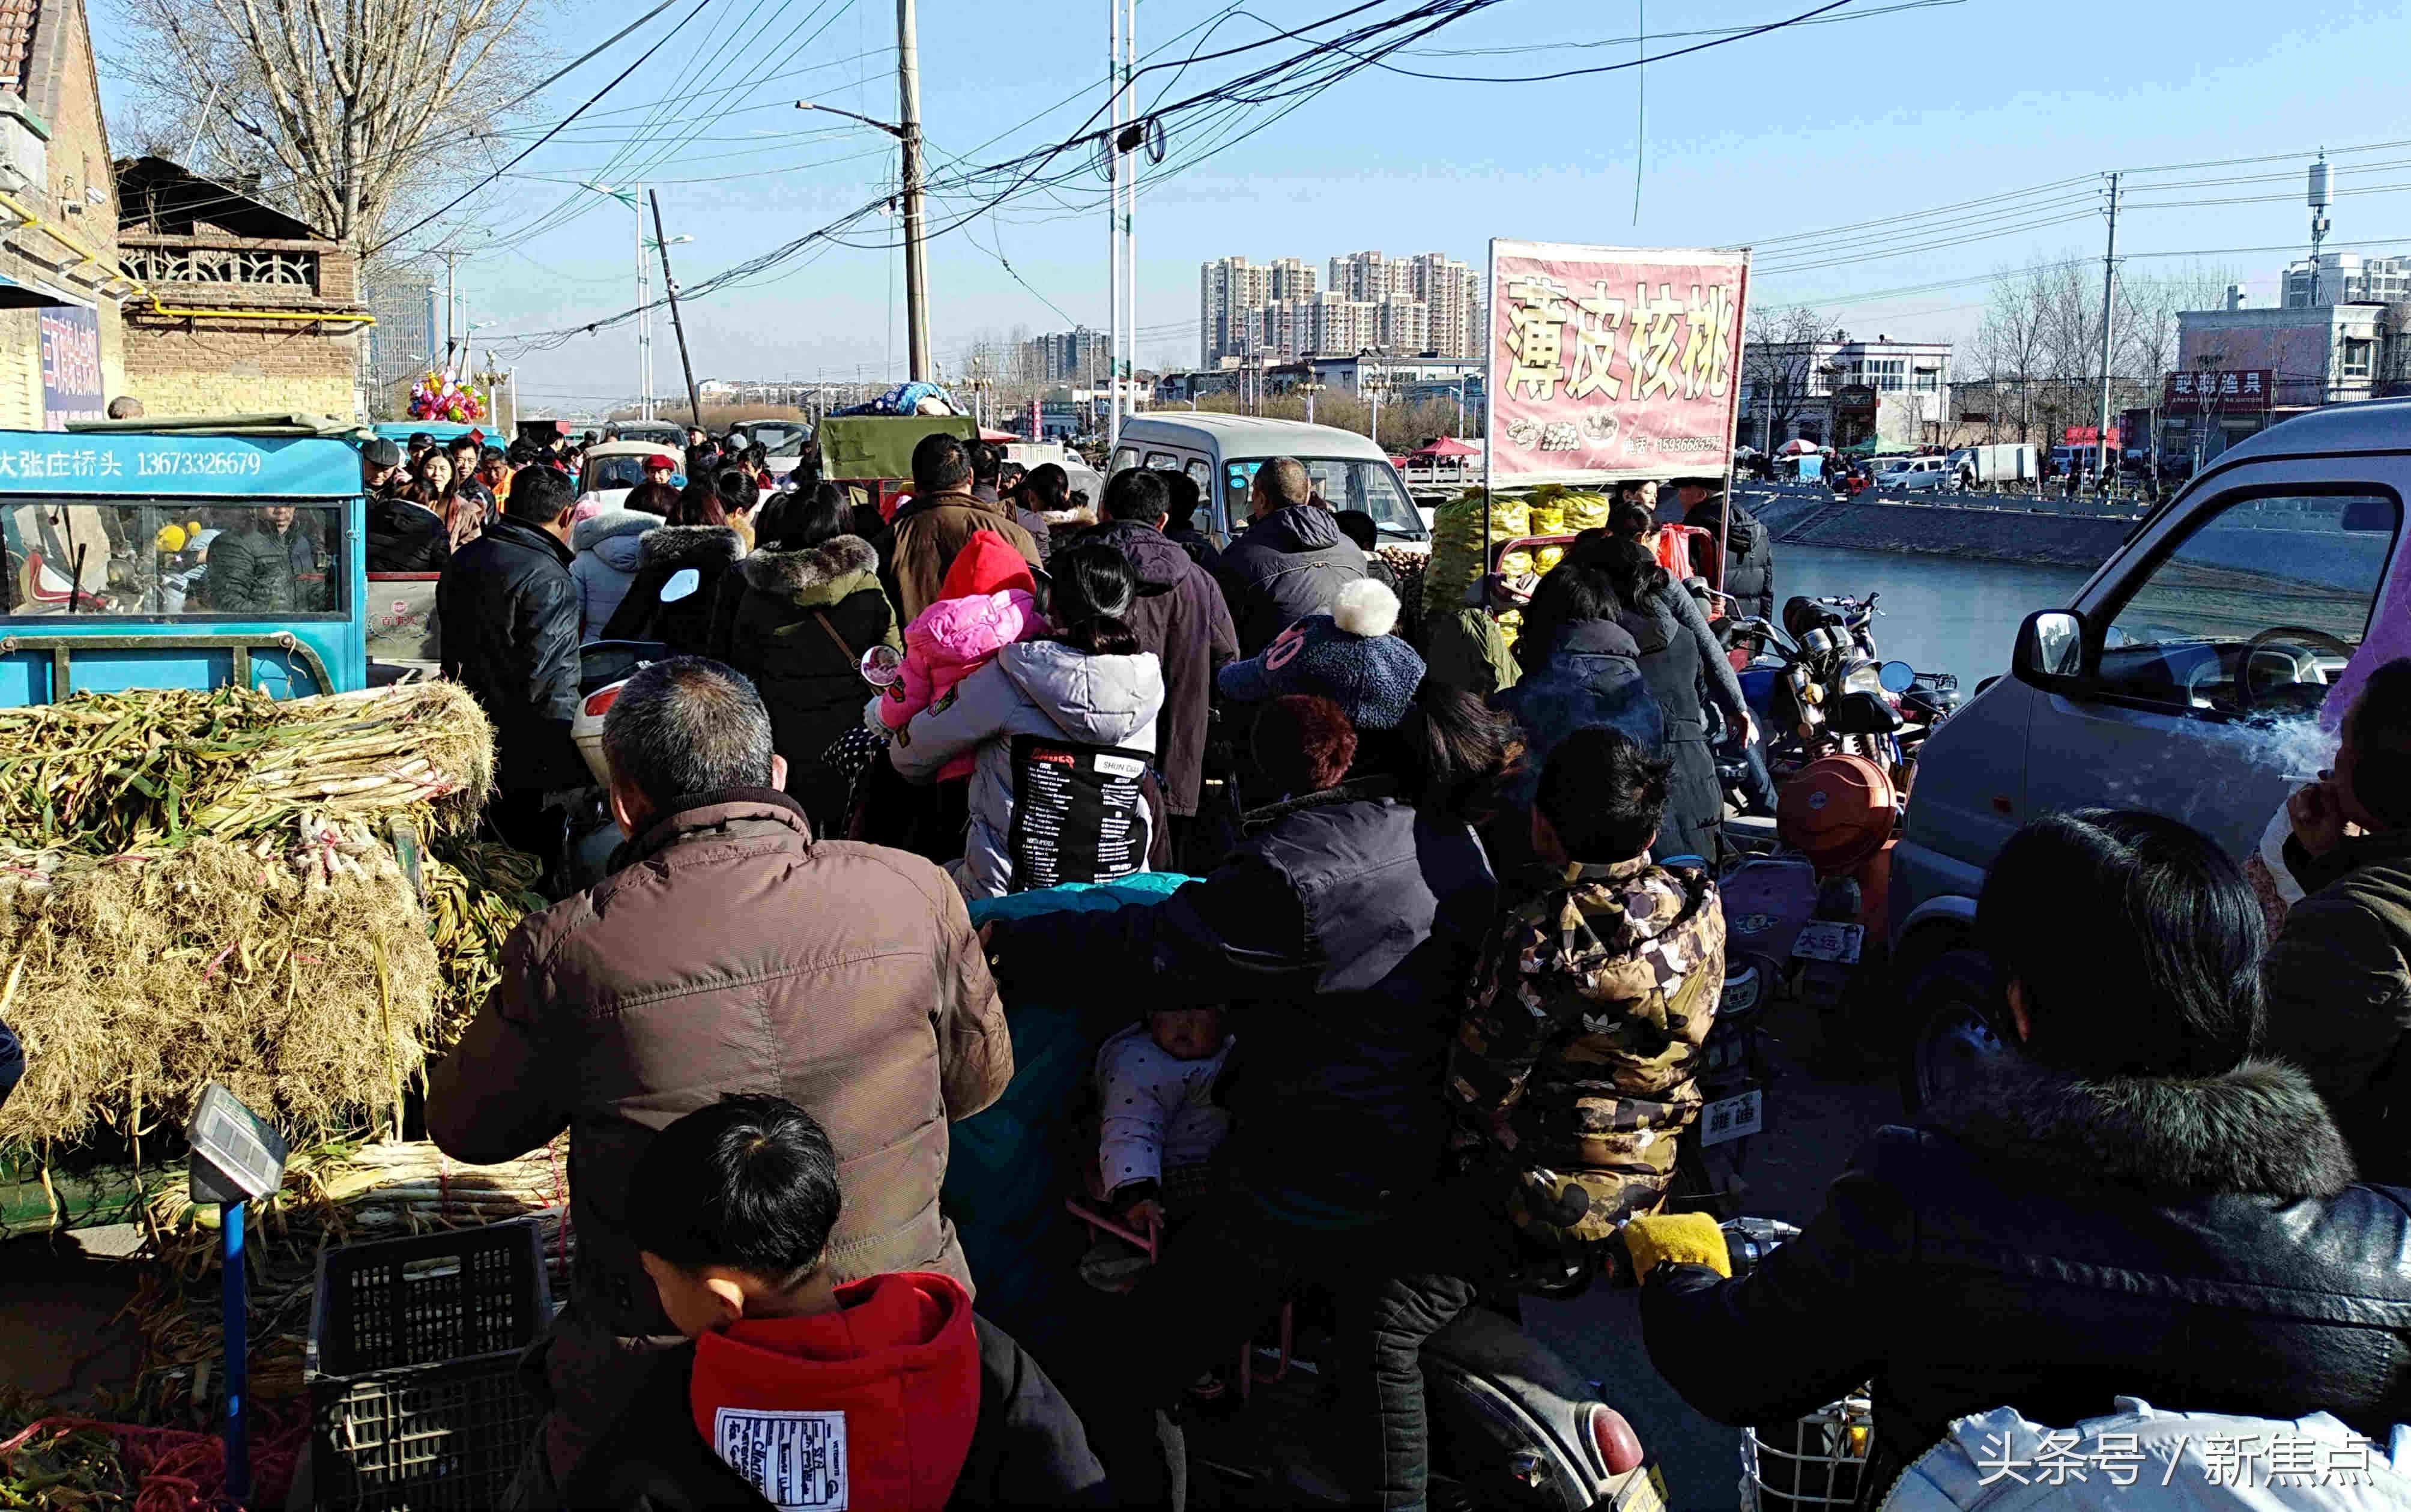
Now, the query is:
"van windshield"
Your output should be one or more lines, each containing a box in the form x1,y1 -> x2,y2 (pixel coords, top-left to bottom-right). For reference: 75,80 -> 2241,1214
1,499 -> 348,618
583,455 -> 655,493
1223,457 -> 1426,539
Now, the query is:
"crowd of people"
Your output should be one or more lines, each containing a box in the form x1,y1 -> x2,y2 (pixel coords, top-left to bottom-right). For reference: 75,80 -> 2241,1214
396,421 -> 2411,1511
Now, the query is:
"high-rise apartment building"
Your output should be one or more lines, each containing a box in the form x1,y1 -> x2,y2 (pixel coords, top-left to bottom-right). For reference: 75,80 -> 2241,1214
1017,325 -> 1113,384
1268,256 -> 1319,302
1200,256 -> 1274,367
2284,253 -> 2411,307
1200,250 -> 1483,364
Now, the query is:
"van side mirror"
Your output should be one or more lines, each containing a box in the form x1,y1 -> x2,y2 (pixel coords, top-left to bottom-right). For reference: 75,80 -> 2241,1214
2013,609 -> 2086,688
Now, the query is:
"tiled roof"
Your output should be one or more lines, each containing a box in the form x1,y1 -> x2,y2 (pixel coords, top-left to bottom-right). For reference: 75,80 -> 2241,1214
0,0 -> 34,100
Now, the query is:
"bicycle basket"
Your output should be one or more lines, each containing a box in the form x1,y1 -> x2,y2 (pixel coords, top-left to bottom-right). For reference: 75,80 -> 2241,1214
1743,1389 -> 1873,1509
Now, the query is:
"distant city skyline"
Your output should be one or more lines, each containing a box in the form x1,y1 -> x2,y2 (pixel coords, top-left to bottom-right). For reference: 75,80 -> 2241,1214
1200,251 -> 1483,369
148,0 -> 2405,415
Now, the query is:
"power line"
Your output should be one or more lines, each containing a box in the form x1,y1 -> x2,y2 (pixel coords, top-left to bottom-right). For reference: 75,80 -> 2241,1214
372,0 -> 718,256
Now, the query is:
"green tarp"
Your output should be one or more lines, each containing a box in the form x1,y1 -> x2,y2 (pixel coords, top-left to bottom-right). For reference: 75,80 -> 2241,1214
818,415 -> 977,482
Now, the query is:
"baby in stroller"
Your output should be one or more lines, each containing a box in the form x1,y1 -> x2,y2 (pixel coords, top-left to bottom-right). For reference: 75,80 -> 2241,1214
1099,1005 -> 1233,1233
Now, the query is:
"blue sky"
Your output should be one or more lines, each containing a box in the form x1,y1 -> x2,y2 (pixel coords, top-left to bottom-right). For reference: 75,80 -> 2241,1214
91,0 -> 2411,414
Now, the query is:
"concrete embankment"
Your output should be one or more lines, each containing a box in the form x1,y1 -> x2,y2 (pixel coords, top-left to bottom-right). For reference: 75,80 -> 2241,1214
1746,489 -> 2138,569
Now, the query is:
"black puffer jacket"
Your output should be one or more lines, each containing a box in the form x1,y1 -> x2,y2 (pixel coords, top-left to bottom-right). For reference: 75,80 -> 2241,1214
709,533 -> 900,835
602,524 -> 746,655
1640,1056 -> 2411,1502
1621,591 -> 1722,863
1686,497 -> 1773,623
990,781 -> 1498,1222
366,493 -> 451,573
1212,504 -> 1365,656
1079,518 -> 1238,816
437,515 -> 585,793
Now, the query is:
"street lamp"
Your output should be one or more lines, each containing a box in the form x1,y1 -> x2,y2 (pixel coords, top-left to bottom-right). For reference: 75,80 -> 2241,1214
1298,380 -> 1325,427
801,85 -> 929,382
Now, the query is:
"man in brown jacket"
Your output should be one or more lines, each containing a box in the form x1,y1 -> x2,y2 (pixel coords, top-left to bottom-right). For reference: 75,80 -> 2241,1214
889,431 -> 1042,620
427,656 -> 1012,1495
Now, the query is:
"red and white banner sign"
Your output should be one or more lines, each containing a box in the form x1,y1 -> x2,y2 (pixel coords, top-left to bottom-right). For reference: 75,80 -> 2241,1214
1485,240 -> 1750,487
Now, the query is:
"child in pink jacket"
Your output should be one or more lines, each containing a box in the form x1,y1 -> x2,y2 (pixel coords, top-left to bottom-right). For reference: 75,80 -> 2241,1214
879,528 -> 1043,781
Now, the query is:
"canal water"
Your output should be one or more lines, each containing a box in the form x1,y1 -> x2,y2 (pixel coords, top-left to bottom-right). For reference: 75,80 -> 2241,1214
1776,544 -> 2096,685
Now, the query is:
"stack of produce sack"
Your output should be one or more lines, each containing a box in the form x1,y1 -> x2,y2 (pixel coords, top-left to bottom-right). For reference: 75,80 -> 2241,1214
0,683 -> 535,1164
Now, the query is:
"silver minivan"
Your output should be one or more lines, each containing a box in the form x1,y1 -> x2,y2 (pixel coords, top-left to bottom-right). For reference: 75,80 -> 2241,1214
1892,398 -> 2410,1072
1110,413 -> 1429,552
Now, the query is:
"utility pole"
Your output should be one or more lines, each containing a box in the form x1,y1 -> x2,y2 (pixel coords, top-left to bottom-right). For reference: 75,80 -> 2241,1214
1107,0 -> 1122,451
897,0 -> 931,382
2095,171 -> 2120,482
1122,0 -> 1136,436
650,191 -> 706,426
2308,151 -> 2332,309
430,249 -> 470,370
637,183 -> 653,421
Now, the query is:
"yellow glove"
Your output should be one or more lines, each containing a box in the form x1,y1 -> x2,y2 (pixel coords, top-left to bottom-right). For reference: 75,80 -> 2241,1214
1623,1212 -> 1731,1281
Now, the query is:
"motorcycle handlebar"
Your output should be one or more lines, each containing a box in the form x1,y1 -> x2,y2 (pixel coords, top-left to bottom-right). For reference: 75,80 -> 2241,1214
1720,1217 -> 1803,1283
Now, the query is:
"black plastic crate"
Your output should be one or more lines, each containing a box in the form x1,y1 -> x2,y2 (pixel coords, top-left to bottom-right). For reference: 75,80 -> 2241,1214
307,1218 -> 553,1511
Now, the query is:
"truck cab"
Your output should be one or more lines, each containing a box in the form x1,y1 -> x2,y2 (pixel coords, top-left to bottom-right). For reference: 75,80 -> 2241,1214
0,426 -> 367,703
1892,399 -> 2411,1061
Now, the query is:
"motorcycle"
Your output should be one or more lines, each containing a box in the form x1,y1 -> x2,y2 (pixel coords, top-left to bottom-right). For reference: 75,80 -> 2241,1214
1182,1263 -> 1669,1510
1706,589 -> 1965,1067
1669,943 -> 1778,1220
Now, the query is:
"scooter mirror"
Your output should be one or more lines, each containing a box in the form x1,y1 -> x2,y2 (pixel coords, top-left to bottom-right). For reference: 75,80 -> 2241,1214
860,644 -> 904,686
659,567 -> 701,603
1878,659 -> 1916,694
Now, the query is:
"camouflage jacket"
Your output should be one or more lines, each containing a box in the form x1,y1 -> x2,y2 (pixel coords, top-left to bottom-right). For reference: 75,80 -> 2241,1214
1447,855 -> 1725,1257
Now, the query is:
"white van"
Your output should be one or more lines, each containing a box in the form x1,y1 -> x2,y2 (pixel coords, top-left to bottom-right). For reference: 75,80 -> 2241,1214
1109,414 -> 1430,552
1892,398 -> 2411,1088
1880,456 -> 1951,492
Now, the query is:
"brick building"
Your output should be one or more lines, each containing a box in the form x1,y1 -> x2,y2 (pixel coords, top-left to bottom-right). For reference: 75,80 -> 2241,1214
113,157 -> 372,419
0,0 -> 132,428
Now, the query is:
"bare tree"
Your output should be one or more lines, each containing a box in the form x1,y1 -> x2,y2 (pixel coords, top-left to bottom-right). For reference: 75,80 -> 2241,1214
2119,263 -> 2234,389
1740,303 -> 1828,450
1973,263 -> 2054,444
2113,262 -> 2234,462
107,0 -> 544,260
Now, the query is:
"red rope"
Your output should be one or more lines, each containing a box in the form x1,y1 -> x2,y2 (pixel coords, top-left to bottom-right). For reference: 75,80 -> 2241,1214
1,1405 -> 307,1510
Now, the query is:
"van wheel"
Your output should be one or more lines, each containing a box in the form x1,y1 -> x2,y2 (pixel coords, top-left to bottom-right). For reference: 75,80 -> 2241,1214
1897,949 -> 1999,1113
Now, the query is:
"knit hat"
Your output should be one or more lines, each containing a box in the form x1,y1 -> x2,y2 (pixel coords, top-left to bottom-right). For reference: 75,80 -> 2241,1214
1217,579 -> 1424,731
937,528 -> 1038,600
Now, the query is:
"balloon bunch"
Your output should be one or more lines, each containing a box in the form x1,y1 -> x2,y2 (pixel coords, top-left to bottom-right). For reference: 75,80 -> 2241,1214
407,371 -> 487,423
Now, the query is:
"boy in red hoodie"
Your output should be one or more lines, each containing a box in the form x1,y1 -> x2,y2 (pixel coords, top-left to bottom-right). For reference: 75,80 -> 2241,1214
564,1095 -> 1109,1511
